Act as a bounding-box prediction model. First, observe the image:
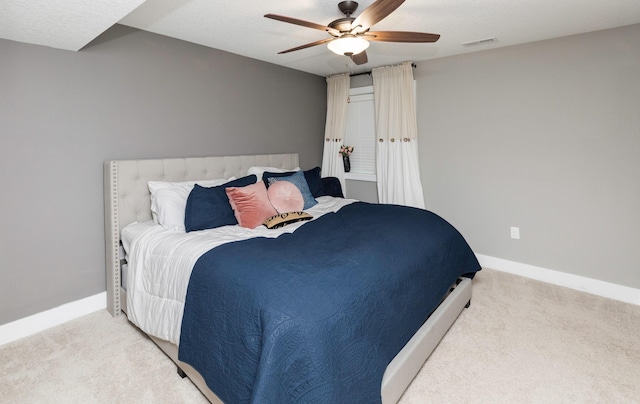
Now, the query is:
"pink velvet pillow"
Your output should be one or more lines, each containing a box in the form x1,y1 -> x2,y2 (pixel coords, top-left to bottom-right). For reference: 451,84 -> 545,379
225,182 -> 277,229
267,180 -> 304,213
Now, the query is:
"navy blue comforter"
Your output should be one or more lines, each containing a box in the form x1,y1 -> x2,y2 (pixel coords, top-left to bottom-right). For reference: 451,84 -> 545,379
178,202 -> 480,403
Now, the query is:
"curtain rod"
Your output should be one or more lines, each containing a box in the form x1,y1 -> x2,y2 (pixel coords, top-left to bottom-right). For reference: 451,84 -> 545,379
349,63 -> 416,77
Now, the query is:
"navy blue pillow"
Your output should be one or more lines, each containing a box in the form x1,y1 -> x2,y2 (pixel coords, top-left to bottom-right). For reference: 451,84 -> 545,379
263,167 -> 326,198
321,177 -> 344,198
302,167 -> 325,197
184,175 -> 257,232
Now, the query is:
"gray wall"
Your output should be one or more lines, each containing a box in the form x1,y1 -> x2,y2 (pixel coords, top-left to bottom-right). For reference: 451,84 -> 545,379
416,24 -> 640,288
347,24 -> 640,289
344,179 -> 378,203
0,25 -> 326,325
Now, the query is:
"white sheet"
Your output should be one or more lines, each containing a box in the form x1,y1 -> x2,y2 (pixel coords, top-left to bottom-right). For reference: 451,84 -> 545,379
121,196 -> 355,345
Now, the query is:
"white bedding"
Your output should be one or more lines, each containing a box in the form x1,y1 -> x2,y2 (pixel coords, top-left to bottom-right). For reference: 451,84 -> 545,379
122,196 -> 356,345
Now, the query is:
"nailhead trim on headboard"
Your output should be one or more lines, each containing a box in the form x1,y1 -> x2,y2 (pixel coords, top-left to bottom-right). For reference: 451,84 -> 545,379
105,160 -> 121,315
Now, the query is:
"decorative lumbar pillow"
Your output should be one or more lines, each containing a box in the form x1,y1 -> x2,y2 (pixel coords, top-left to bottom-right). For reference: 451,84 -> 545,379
226,181 -> 278,229
267,171 -> 318,210
148,178 -> 232,231
267,181 -> 304,213
184,175 -> 257,232
263,212 -> 313,229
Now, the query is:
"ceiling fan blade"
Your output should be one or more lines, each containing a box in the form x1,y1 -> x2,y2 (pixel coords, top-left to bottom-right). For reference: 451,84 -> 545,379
278,37 -> 335,54
265,14 -> 339,36
351,0 -> 405,33
364,31 -> 440,43
350,51 -> 368,65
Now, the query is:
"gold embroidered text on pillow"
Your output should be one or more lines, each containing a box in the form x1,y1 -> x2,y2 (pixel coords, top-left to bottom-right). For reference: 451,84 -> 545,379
263,212 -> 313,229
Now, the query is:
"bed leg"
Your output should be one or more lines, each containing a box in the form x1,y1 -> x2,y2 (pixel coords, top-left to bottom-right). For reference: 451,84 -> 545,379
465,300 -> 471,309
177,366 -> 187,378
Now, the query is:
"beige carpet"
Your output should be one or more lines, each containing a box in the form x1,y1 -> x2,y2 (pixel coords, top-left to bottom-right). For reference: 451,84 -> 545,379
399,269 -> 640,404
1,268 -> 639,403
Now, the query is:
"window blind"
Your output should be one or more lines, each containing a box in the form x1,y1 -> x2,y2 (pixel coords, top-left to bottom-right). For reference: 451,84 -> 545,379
344,87 -> 376,177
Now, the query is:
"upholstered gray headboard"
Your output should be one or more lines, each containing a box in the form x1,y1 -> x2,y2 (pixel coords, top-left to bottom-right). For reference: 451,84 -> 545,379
104,153 -> 300,316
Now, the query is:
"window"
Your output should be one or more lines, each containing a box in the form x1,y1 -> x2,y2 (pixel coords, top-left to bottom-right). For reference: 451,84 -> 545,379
344,86 -> 376,182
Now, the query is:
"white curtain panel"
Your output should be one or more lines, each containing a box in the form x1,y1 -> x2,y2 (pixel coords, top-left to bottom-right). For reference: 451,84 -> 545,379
372,62 -> 425,209
321,73 -> 350,192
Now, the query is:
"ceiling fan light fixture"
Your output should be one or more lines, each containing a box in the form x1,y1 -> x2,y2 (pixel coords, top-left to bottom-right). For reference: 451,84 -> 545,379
327,35 -> 370,56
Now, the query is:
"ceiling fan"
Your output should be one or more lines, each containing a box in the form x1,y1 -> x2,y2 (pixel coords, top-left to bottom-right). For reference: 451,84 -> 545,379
264,0 -> 440,65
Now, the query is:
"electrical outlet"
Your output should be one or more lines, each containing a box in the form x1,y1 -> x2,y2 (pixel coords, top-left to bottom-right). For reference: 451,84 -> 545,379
510,227 -> 520,240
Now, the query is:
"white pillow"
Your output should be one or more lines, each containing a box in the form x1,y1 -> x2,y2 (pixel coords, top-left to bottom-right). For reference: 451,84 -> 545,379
247,166 -> 300,182
148,178 -> 234,231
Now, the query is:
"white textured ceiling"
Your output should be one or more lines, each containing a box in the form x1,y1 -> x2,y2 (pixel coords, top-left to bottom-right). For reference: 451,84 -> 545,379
0,0 -> 146,51
2,0 -> 640,76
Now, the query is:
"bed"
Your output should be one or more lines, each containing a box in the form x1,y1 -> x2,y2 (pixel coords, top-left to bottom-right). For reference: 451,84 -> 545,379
104,153 -> 480,403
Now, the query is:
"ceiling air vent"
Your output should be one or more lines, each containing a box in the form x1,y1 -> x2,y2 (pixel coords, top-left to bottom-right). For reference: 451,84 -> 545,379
462,37 -> 498,47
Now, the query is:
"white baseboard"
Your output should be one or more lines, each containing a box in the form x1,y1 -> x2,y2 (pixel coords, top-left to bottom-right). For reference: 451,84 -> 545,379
0,292 -> 106,346
476,254 -> 640,306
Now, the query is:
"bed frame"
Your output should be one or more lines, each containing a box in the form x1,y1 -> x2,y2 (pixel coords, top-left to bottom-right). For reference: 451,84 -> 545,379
104,153 -> 472,404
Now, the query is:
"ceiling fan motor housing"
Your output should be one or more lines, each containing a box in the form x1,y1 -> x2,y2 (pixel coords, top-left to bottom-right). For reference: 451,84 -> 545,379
328,17 -> 355,32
